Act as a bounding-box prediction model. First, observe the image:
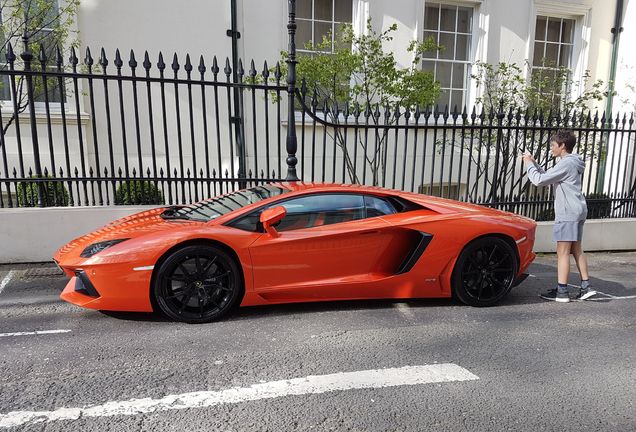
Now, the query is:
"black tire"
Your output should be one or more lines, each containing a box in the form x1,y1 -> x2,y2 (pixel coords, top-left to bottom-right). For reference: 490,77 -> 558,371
451,237 -> 518,307
154,245 -> 244,323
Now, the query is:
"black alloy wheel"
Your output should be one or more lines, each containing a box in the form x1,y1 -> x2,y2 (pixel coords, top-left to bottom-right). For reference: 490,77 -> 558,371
154,245 -> 243,323
451,237 -> 518,307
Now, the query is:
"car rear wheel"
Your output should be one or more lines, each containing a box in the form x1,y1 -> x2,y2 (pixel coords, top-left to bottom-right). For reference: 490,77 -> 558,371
451,237 -> 518,307
154,245 -> 243,323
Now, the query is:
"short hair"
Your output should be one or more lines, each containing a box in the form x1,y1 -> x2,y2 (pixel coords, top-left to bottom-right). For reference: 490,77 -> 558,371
550,129 -> 577,153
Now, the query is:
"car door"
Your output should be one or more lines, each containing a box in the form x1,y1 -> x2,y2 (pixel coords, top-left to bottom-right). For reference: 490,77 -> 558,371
248,193 -> 393,292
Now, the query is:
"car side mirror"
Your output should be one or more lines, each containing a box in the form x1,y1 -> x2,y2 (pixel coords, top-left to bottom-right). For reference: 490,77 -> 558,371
260,206 -> 287,238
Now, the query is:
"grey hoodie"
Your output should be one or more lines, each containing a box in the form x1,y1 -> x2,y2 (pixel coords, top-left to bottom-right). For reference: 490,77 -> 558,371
526,153 -> 588,221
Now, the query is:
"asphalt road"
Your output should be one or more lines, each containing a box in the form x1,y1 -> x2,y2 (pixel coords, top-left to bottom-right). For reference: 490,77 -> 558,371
0,252 -> 635,431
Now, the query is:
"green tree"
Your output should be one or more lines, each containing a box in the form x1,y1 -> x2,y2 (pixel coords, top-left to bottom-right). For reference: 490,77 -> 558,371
274,18 -> 442,184
0,0 -> 81,135
461,59 -> 611,204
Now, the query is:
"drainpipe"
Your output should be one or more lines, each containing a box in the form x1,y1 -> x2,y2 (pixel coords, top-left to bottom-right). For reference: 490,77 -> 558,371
228,0 -> 246,181
598,0 -> 625,192
605,0 -> 624,119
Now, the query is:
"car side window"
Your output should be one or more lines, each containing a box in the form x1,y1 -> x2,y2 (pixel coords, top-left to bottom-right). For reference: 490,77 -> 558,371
227,193 -> 397,233
276,194 -> 365,232
365,196 -> 397,217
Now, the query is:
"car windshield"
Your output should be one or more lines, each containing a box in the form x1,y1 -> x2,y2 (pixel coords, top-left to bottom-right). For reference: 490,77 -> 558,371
162,185 -> 289,222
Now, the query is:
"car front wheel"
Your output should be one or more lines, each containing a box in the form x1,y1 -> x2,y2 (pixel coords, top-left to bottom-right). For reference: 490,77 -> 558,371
451,237 -> 518,307
154,245 -> 243,323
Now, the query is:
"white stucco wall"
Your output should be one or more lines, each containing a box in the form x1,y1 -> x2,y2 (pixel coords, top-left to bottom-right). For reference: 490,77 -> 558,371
1,206 -> 633,263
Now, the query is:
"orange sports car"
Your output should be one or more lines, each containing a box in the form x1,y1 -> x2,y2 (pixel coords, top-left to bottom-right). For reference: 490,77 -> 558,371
54,182 -> 537,323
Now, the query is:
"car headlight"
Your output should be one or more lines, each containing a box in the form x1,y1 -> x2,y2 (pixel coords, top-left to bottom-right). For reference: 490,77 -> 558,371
80,239 -> 130,258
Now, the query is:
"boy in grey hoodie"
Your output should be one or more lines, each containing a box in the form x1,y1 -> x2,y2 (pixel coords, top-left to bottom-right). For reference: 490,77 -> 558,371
522,130 -> 596,302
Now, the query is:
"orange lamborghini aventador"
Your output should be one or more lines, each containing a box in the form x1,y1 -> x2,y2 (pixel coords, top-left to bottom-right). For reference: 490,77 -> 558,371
54,182 -> 537,323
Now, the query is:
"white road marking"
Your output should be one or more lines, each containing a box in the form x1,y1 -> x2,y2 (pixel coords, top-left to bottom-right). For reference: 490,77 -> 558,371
0,330 -> 72,338
0,270 -> 17,296
0,364 -> 478,428
587,291 -> 636,301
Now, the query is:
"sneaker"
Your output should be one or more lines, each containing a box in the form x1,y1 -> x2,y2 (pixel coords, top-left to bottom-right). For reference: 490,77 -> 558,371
576,286 -> 597,300
540,289 -> 570,303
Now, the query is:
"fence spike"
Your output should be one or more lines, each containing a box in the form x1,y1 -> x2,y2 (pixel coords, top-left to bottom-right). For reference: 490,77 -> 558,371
186,168 -> 191,176
274,62 -> 282,81
160,167 -> 164,176
184,54 -> 192,73
38,44 -> 48,64
6,42 -> 16,63
28,168 -> 33,176
198,55 -> 206,76
69,47 -> 79,66
83,47 -> 93,68
129,49 -> 137,69
452,105 -> 459,119
143,51 -> 151,70
157,52 -> 166,70
311,89 -> 318,109
103,167 -> 108,176
238,59 -> 244,78
171,53 -> 180,71
99,48 -> 108,69
212,168 -> 217,177
132,167 -> 137,176
354,102 -> 360,118
211,56 -> 219,75
61,167 -> 65,176
44,167 -> 49,176
249,59 -> 257,78
343,102 -> 350,118
118,167 -> 123,175
89,167 -> 94,176
114,49 -> 122,69
74,167 -> 79,176
262,60 -> 270,79
300,77 -> 307,97
173,168 -> 178,176
224,57 -> 231,76
147,168 -> 151,176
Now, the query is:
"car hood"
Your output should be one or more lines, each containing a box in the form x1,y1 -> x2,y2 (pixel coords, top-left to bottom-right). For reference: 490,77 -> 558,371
54,207 -> 204,261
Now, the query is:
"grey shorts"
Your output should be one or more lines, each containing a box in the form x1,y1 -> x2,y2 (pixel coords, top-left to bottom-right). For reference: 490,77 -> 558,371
553,220 -> 585,242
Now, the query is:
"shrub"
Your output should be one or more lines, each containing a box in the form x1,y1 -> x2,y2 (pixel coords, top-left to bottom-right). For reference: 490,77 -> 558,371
535,207 -> 555,222
16,176 -> 69,207
115,181 -> 163,205
586,192 -> 612,219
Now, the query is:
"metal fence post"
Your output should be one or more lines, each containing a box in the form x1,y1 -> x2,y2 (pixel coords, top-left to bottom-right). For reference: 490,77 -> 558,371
285,0 -> 299,181
20,32 -> 45,207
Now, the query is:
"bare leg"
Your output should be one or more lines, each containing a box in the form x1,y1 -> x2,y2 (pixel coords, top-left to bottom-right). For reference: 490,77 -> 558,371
556,241 -> 573,285
570,240 -> 589,280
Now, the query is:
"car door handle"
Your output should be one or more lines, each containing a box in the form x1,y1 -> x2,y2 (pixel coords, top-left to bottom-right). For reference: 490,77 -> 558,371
360,230 -> 380,235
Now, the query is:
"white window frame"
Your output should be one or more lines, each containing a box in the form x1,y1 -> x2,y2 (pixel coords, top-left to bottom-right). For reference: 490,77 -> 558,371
0,0 -> 69,112
417,0 -> 481,111
291,0 -> 368,120
529,2 -> 591,97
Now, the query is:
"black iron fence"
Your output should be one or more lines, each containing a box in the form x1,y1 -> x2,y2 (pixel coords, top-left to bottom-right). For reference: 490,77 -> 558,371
1,40 -> 635,219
